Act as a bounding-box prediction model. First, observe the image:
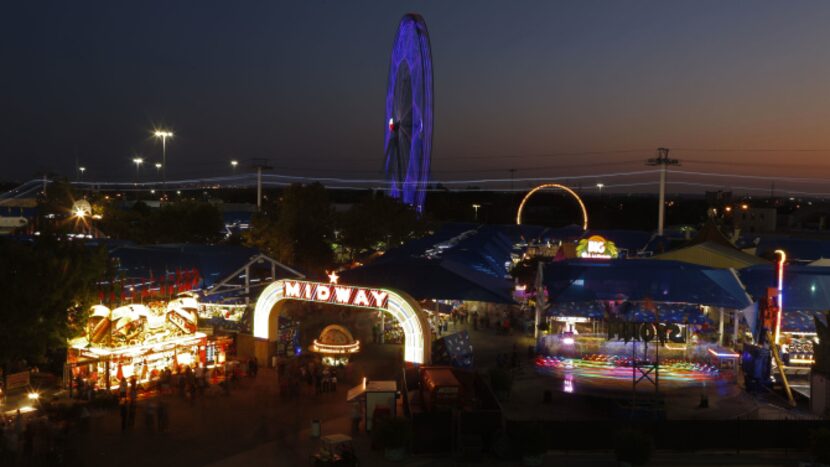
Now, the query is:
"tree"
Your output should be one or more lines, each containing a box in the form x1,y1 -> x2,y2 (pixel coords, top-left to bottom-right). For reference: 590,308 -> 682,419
244,183 -> 334,276
153,201 -> 225,243
0,236 -> 107,375
337,195 -> 430,261
99,200 -> 224,244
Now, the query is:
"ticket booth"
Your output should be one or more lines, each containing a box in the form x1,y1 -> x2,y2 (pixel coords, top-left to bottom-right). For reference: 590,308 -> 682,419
708,347 -> 740,383
347,379 -> 397,432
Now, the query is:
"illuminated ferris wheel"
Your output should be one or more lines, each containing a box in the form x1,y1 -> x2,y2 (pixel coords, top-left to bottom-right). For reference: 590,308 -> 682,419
384,14 -> 433,212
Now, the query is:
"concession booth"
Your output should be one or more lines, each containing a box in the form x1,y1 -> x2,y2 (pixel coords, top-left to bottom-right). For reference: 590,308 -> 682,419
66,297 -> 231,392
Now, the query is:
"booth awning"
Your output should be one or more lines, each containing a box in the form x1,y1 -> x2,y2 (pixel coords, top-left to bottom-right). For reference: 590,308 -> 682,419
651,241 -> 769,269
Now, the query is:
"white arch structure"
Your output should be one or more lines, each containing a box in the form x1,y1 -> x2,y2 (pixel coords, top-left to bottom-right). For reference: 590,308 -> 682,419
253,279 -> 431,364
515,183 -> 589,230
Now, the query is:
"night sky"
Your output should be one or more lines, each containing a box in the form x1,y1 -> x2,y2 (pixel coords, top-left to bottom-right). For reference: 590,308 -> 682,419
4,1 -> 830,193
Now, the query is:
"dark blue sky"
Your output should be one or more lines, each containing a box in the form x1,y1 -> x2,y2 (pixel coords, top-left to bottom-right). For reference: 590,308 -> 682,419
4,1 -> 830,190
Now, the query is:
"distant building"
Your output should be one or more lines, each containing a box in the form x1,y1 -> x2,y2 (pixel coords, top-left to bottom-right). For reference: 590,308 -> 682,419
705,190 -> 733,206
734,207 -> 776,234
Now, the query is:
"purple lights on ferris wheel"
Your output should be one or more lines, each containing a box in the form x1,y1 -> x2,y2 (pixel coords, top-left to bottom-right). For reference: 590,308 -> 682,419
384,14 -> 433,212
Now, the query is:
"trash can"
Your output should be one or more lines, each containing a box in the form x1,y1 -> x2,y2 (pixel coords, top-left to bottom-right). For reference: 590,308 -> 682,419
311,419 -> 321,438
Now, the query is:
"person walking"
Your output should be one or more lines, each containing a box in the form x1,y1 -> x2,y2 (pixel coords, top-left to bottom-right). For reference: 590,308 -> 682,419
129,375 -> 138,401
118,377 -> 127,400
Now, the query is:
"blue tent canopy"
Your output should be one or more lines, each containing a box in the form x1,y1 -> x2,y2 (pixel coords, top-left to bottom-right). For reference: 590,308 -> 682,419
543,259 -> 751,310
339,257 -> 515,303
340,225 -> 515,303
781,309 -> 827,333
739,264 -> 830,312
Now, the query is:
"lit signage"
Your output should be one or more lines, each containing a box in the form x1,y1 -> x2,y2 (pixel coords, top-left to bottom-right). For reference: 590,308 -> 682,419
576,235 -> 618,259
282,280 -> 389,309
167,309 -> 197,334
607,320 -> 685,343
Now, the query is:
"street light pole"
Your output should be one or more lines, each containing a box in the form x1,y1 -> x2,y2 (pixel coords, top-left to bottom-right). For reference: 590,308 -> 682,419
154,130 -> 173,189
132,157 -> 144,182
250,159 -> 273,211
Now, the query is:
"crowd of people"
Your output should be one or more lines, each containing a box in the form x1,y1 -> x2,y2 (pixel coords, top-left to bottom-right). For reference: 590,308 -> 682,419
448,305 -> 533,336
276,358 -> 346,399
0,407 -> 75,465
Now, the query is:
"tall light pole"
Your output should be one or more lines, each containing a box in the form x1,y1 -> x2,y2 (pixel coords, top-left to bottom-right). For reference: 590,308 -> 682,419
154,130 -> 173,188
231,159 -> 239,173
647,148 -> 679,236
250,159 -> 273,210
132,157 -> 144,182
78,166 -> 86,181
596,183 -> 604,194
155,162 -> 162,176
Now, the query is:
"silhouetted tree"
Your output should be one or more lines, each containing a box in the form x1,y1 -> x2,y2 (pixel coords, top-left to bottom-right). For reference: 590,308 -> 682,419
338,195 -> 430,261
244,183 -> 334,276
0,235 -> 107,374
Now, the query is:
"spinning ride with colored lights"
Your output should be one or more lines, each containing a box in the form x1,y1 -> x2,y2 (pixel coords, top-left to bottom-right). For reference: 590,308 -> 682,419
384,14 -> 433,212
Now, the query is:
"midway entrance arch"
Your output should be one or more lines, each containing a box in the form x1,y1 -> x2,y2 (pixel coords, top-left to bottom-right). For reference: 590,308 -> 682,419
516,183 -> 589,230
254,279 -> 431,364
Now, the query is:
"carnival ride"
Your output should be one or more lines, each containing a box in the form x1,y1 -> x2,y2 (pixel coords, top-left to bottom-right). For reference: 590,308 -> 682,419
516,183 -> 588,230
310,324 -> 360,366
535,354 -> 721,390
384,14 -> 433,213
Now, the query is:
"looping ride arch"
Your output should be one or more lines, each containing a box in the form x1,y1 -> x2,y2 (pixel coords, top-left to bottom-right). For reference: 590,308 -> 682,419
515,183 -> 589,230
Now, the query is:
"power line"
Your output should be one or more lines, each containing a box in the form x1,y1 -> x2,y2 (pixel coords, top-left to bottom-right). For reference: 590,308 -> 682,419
669,169 -> 830,183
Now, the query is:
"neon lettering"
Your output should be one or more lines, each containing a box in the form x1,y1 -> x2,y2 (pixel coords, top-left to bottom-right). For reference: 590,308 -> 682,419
370,291 -> 389,308
353,289 -> 370,306
317,285 -> 331,301
334,287 -> 352,304
285,281 -> 301,298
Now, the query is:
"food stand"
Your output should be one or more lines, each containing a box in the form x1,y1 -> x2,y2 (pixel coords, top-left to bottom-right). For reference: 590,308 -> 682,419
66,300 -> 230,391
347,379 -> 397,432
419,367 -> 462,412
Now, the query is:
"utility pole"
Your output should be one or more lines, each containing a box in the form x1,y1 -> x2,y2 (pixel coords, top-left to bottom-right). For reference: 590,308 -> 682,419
250,159 -> 273,211
647,148 -> 679,236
